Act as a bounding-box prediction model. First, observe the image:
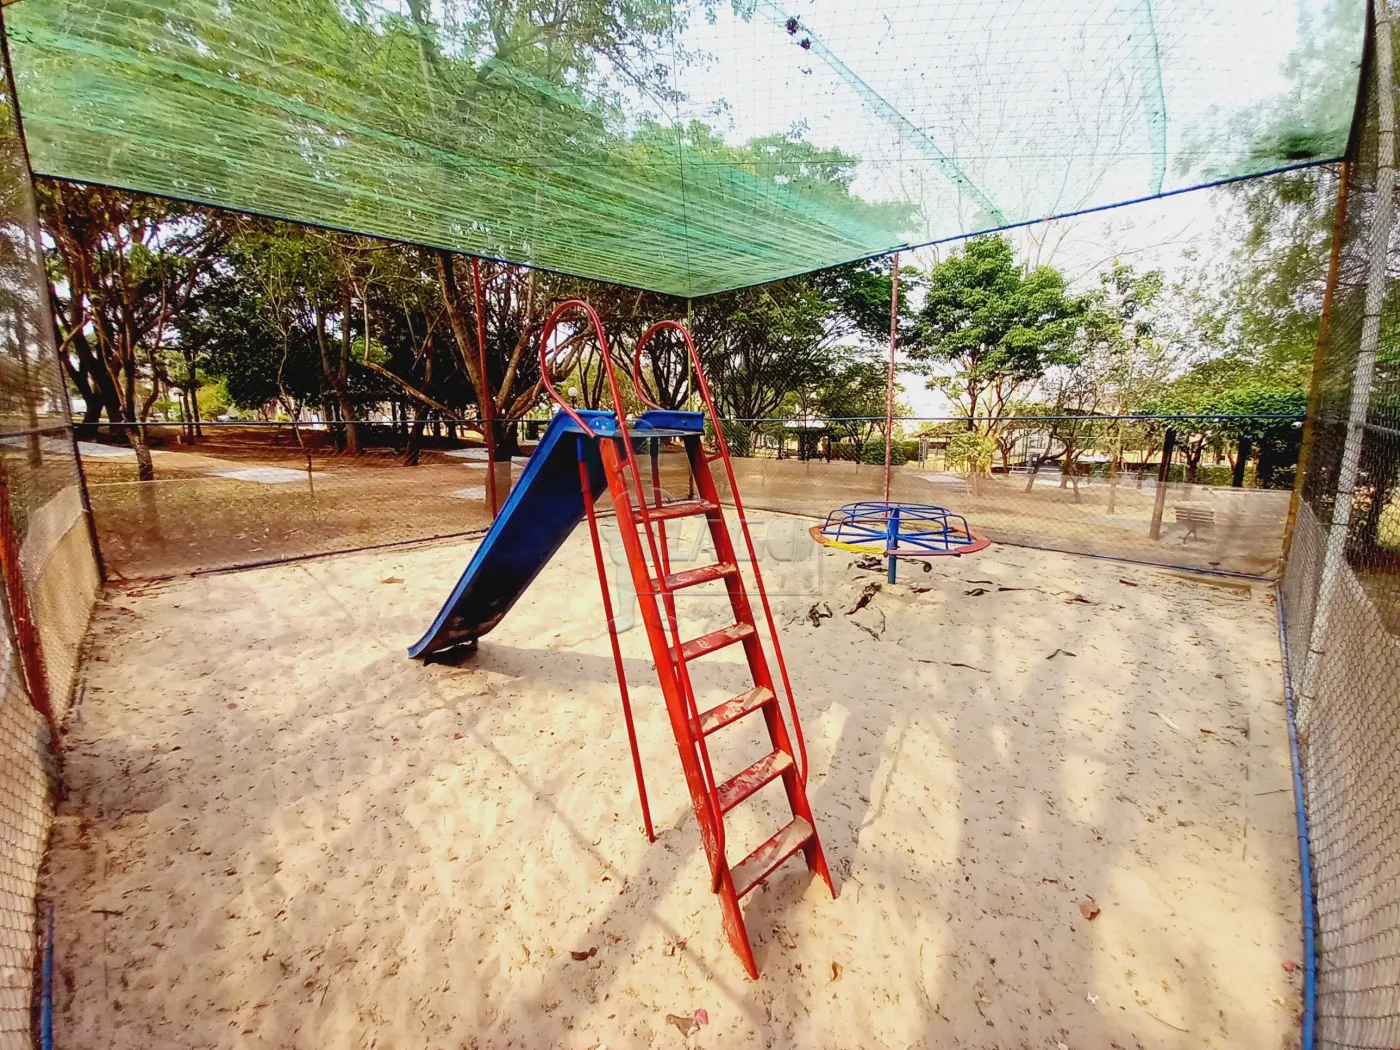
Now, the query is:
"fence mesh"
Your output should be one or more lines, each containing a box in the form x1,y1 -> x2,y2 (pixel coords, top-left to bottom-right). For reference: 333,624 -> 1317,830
0,29 -> 98,718
0,16 -> 102,1046
1279,6 -> 1400,1047
711,413 -> 1298,578
79,412 -> 1301,579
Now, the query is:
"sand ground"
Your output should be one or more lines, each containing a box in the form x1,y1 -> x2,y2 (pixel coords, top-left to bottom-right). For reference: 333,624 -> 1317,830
44,518 -> 1303,1049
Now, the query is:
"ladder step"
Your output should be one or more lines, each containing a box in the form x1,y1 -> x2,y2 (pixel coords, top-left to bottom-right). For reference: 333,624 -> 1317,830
656,561 -> 738,592
679,622 -> 755,662
635,499 -> 717,523
731,817 -> 814,899
717,750 -> 793,813
698,686 -> 774,736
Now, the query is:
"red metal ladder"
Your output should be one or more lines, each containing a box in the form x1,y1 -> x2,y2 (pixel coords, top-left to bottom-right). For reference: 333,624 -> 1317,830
539,304 -> 833,978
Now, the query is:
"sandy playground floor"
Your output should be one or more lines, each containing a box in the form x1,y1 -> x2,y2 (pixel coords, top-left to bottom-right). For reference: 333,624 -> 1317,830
46,516 -> 1303,1049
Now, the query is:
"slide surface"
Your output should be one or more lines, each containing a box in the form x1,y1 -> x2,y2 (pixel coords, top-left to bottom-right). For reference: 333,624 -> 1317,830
409,408 -> 704,657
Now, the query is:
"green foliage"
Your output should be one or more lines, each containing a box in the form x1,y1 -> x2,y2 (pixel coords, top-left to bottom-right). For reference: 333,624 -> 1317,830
945,431 -> 997,474
911,236 -> 1082,423
860,434 -> 907,466
705,419 -> 752,458
1177,168 -> 1338,392
691,259 -> 910,421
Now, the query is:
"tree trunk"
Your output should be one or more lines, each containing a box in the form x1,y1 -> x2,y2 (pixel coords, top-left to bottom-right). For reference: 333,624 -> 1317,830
1350,443 -> 1400,559
127,425 -> 155,482
1024,453 -> 1047,492
1107,439 -> 1122,515
404,404 -> 427,466
1184,444 -> 1202,484
317,297 -> 362,454
1231,436 -> 1251,487
493,419 -> 521,459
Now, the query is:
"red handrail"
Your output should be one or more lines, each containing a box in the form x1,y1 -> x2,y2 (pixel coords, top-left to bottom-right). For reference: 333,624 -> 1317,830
633,320 -> 811,785
538,302 -> 729,885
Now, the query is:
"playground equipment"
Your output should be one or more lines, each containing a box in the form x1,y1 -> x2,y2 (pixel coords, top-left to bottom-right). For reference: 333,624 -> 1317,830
412,305 -> 831,978
811,501 -> 990,581
811,250 -> 988,581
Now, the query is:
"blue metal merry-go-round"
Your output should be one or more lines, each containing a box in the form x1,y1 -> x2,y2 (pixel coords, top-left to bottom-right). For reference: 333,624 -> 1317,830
810,501 -> 991,581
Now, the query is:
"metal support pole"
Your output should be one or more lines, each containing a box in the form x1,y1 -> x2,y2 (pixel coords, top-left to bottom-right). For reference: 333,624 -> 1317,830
886,506 -> 900,583
883,252 -> 901,505
1283,161 -> 1352,571
578,437 -> 654,842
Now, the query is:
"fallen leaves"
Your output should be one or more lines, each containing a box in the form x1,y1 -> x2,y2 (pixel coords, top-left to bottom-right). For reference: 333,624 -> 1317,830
1080,898 -> 1101,921
916,659 -> 990,673
665,1008 -> 709,1036
665,1013 -> 698,1037
807,601 -> 833,627
570,946 -> 598,961
846,582 -> 881,615
1045,648 -> 1078,660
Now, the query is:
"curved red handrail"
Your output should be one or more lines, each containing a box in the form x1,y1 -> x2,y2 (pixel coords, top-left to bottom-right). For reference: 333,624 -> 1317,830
538,302 -> 729,885
537,300 -> 603,436
634,320 -> 812,786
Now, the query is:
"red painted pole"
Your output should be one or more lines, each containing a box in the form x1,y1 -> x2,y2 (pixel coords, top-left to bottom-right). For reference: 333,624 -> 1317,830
578,442 -> 654,842
884,252 -> 901,505
471,257 -> 498,518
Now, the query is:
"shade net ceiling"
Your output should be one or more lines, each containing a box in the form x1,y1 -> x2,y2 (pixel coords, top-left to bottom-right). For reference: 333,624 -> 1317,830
3,0 -> 1365,297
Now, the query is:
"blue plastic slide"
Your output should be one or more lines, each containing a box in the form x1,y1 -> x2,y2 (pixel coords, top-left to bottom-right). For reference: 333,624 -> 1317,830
409,408 -> 704,658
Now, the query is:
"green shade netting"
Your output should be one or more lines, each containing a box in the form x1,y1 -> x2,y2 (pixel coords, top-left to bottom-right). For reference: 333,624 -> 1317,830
3,0 -> 1364,297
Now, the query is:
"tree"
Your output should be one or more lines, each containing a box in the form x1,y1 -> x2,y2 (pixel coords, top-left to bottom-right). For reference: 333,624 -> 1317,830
809,355 -> 892,449
1024,261 -> 1172,490
38,182 -> 230,478
911,236 -> 1082,441
1177,169 -> 1339,391
686,258 -> 914,423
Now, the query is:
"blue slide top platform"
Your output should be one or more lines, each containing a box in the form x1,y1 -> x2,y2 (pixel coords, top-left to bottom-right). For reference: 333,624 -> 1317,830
408,407 -> 705,658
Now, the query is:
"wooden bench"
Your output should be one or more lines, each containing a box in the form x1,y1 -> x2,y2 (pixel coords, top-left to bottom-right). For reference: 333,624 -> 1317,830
1174,504 -> 1215,543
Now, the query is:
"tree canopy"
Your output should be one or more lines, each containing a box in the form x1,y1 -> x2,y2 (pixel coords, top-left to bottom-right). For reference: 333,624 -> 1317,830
910,236 -> 1083,430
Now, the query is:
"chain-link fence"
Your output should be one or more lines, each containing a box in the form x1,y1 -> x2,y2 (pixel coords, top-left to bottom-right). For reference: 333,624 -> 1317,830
1279,6 -> 1400,1047
710,412 -> 1300,577
78,420 -> 501,579
85,412 -> 1300,580
0,16 -> 102,1046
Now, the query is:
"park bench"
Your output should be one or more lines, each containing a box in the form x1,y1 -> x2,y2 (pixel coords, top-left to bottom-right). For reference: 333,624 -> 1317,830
1174,503 -> 1215,542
